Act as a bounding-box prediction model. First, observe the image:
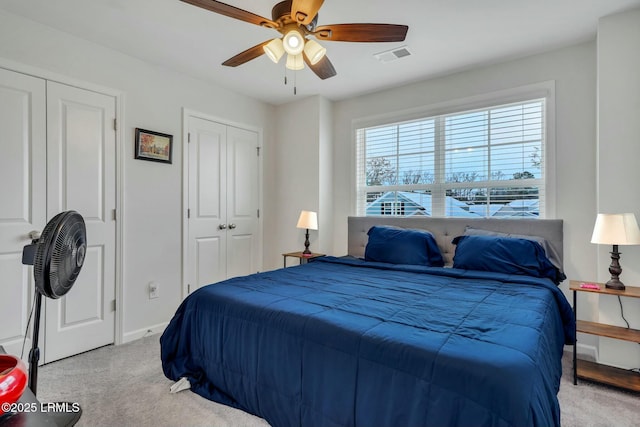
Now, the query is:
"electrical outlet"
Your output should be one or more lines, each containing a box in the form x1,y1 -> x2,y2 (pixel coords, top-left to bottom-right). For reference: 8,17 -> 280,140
149,281 -> 159,299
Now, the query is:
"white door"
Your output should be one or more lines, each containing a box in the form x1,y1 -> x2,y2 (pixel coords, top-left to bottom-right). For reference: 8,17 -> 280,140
186,115 -> 259,293
0,69 -> 117,363
43,82 -> 117,363
0,68 -> 47,358
187,117 -> 227,289
226,126 -> 259,278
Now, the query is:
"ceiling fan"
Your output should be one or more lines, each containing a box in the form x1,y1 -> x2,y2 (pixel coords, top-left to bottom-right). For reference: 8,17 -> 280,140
180,0 -> 409,80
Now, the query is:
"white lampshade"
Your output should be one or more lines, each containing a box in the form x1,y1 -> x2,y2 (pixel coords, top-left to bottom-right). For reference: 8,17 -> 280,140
264,38 -> 284,63
591,213 -> 640,245
283,30 -> 304,55
286,53 -> 304,70
296,210 -> 318,230
303,39 -> 326,65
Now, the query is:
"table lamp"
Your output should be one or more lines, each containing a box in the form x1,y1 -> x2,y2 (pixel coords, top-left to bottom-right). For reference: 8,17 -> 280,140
296,210 -> 318,255
591,213 -> 640,290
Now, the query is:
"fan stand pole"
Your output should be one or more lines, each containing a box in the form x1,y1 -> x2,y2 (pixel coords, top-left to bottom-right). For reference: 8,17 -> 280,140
28,290 -> 43,396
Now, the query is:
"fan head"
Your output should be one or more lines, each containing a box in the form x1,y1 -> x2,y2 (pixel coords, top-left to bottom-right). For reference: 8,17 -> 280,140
33,211 -> 87,299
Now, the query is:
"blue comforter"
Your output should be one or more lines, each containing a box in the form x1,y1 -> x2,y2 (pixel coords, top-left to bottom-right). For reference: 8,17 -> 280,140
161,257 -> 575,427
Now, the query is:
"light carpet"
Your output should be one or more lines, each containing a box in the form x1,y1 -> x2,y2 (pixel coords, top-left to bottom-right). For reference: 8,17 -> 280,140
35,335 -> 639,427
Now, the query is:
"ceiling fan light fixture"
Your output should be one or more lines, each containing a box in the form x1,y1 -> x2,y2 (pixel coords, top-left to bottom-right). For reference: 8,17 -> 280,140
264,38 -> 285,63
303,39 -> 326,65
286,53 -> 304,70
283,29 -> 305,55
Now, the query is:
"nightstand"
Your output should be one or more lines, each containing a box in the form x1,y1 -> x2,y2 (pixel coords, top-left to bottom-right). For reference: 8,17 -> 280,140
282,251 -> 325,268
570,280 -> 640,392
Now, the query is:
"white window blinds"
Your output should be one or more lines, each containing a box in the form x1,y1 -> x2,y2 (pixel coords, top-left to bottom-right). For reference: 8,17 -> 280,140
356,99 -> 545,218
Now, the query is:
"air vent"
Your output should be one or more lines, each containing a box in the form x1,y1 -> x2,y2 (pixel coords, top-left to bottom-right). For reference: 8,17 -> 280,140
374,46 -> 412,63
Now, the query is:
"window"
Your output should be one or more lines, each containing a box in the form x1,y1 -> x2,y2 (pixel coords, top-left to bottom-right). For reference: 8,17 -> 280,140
381,201 -> 405,216
356,98 -> 546,218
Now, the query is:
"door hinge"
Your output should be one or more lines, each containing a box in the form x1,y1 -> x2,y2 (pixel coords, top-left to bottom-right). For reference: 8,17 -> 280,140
113,118 -> 117,131
257,209 -> 260,218
188,132 -> 191,143
187,208 -> 190,219
187,284 -> 191,294
112,209 -> 117,221
111,299 -> 116,312
256,146 -> 260,156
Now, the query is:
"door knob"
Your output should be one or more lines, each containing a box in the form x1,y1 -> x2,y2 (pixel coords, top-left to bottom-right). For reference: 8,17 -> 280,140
228,223 -> 236,229
219,224 -> 227,230
28,230 -> 41,241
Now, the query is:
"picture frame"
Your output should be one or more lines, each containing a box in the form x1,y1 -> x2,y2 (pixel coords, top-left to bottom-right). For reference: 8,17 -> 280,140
134,128 -> 173,164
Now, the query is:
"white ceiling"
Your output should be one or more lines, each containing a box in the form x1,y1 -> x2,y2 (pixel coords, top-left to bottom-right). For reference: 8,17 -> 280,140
2,0 -> 640,105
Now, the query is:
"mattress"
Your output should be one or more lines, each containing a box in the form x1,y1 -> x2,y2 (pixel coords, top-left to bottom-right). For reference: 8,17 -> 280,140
161,256 -> 575,427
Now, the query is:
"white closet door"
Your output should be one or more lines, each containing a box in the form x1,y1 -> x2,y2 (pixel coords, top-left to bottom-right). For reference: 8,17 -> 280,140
226,126 -> 259,278
0,68 -> 47,358
188,116 -> 228,291
43,81 -> 117,363
186,114 -> 260,294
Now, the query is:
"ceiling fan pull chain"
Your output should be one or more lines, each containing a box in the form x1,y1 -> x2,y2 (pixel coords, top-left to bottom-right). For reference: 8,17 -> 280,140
294,70 -> 297,95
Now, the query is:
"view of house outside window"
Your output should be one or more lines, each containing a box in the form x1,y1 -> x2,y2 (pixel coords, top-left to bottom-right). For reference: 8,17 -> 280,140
356,99 -> 545,218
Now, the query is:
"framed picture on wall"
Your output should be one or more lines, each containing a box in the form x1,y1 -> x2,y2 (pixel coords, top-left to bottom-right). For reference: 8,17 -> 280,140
134,128 -> 173,164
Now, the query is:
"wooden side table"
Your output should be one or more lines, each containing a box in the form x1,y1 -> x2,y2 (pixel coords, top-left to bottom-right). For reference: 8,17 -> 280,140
282,251 -> 325,268
570,280 -> 640,392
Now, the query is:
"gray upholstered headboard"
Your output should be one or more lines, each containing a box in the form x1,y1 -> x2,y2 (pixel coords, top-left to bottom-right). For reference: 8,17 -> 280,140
347,216 -> 563,267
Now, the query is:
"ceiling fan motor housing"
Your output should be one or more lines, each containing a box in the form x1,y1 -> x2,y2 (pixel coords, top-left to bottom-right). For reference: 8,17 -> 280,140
272,0 -> 294,23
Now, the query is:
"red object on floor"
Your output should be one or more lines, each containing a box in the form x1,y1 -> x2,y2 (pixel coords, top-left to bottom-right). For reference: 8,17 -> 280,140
0,354 -> 28,415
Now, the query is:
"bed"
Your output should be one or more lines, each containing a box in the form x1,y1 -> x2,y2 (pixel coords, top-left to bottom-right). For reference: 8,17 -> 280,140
161,217 -> 575,427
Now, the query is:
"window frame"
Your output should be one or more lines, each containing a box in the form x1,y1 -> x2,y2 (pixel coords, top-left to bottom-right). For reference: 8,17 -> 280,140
351,82 -> 557,218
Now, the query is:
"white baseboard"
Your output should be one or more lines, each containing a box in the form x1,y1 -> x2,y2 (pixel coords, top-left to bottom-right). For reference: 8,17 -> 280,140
575,342 -> 598,362
122,322 -> 168,344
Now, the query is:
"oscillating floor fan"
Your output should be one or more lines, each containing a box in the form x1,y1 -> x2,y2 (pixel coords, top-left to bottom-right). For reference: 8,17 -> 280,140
21,210 -> 87,396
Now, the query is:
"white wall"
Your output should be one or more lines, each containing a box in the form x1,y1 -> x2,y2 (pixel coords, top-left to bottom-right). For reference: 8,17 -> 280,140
0,10 -> 276,341
270,95 -> 334,269
319,97 -> 335,256
595,8 -> 640,368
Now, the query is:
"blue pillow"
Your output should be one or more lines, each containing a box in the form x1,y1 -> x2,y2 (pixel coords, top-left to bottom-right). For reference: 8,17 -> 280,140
462,226 -> 564,276
452,235 -> 560,283
365,226 -> 444,267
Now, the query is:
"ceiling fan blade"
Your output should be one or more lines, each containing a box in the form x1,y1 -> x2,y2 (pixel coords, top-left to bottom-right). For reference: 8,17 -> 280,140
304,53 -> 336,80
180,0 -> 279,28
291,0 -> 324,26
314,24 -> 408,42
222,40 -> 270,67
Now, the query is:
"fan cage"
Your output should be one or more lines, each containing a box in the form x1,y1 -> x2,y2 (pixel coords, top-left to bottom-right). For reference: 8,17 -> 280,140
33,211 -> 87,299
